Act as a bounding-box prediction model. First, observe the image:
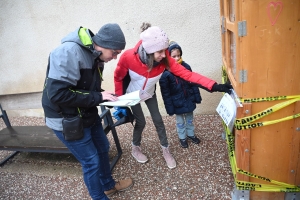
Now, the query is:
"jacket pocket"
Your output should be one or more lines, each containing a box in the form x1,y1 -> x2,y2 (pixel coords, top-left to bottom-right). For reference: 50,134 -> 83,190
188,88 -> 196,102
171,93 -> 184,108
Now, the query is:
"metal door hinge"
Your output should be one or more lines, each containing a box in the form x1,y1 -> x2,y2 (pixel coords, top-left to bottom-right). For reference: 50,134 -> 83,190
285,192 -> 300,200
238,21 -> 247,37
239,70 -> 248,83
221,16 -> 226,34
231,186 -> 249,200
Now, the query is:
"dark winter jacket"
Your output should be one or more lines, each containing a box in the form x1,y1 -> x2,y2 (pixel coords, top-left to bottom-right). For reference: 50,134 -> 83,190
42,27 -> 105,131
159,61 -> 202,115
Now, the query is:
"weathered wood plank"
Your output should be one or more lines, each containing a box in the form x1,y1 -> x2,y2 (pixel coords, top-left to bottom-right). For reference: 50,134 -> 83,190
235,103 -> 251,182
0,123 -> 111,152
0,126 -> 69,153
220,0 -> 299,199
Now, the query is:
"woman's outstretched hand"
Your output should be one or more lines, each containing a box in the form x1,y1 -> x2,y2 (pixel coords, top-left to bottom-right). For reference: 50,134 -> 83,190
211,83 -> 233,94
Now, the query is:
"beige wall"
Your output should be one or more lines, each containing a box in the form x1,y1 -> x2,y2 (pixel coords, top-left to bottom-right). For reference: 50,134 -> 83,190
0,0 -> 223,117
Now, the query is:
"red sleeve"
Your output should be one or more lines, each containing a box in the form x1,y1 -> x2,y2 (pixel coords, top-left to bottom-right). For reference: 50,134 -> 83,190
167,52 -> 216,90
114,53 -> 129,96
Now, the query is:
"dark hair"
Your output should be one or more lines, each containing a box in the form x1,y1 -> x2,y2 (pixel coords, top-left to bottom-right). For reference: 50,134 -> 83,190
146,54 -> 169,71
140,22 -> 170,71
140,22 -> 151,33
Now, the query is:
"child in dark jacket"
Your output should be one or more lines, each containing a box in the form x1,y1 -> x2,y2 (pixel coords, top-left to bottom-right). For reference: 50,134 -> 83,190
159,41 -> 201,148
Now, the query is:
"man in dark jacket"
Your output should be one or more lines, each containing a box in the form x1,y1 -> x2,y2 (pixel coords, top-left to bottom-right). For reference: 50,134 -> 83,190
42,24 -> 133,199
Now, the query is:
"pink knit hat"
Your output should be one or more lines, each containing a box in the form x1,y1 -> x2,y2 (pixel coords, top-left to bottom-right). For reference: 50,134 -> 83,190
140,26 -> 169,54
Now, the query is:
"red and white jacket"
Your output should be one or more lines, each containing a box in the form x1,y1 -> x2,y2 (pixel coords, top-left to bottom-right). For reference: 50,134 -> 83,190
114,40 -> 216,97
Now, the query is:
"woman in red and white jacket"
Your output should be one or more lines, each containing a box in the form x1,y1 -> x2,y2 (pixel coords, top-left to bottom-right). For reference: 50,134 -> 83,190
114,23 -> 232,169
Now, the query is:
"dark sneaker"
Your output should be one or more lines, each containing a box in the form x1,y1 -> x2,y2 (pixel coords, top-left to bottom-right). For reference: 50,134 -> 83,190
187,136 -> 200,144
179,138 -> 188,148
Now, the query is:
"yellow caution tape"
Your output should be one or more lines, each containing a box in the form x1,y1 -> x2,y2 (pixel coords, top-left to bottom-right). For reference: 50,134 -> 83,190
221,66 -> 300,130
235,112 -> 300,130
221,66 -> 300,192
241,95 -> 300,103
234,96 -> 300,130
223,123 -> 300,192
235,98 -> 300,125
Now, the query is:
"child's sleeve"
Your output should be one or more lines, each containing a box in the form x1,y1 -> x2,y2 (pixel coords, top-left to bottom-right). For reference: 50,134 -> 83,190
159,72 -> 175,116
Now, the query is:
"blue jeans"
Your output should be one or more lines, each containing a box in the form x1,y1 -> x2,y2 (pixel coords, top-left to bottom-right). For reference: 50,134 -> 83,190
176,112 -> 195,139
53,115 -> 114,200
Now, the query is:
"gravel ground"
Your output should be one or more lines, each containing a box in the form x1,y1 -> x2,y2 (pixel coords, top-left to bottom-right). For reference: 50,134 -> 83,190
0,114 -> 234,200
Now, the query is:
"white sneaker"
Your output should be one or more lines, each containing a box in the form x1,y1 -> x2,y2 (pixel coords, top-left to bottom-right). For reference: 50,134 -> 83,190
161,146 -> 176,169
132,145 -> 148,163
